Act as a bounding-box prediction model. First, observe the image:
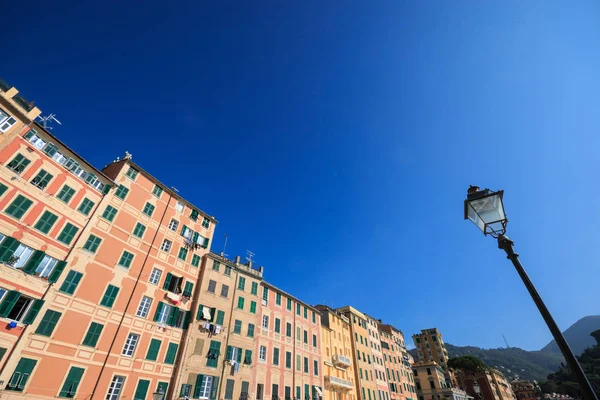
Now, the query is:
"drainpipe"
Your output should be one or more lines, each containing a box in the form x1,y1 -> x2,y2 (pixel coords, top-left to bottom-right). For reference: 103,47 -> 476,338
90,193 -> 173,399
292,301 -> 296,400
0,183 -> 113,381
216,261 -> 239,400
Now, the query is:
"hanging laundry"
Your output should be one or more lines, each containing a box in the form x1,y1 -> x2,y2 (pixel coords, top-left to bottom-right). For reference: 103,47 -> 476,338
215,325 -> 222,334
233,361 -> 239,373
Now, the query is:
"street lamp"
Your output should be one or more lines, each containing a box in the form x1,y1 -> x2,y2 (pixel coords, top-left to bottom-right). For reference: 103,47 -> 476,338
472,381 -> 481,399
464,186 -> 598,400
152,386 -> 165,400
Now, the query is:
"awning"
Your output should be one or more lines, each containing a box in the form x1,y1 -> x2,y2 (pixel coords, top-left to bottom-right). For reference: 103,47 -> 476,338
202,307 -> 212,320
315,387 -> 323,396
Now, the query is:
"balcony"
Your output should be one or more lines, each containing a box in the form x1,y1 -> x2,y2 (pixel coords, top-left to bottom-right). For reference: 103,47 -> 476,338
0,78 -> 11,92
12,94 -> 34,112
325,376 -> 353,390
333,354 -> 352,368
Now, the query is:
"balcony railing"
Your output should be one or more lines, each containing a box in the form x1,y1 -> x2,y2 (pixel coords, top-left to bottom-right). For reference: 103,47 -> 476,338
12,93 -> 34,112
325,376 -> 353,390
0,77 -> 11,92
333,354 -> 352,368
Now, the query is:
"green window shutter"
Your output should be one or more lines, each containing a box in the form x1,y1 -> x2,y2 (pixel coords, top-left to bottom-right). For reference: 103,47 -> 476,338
286,351 -> 292,368
216,310 -> 225,325
152,185 -> 163,198
183,311 -> 192,330
153,302 -> 165,322
5,195 -> 33,219
276,293 -> 281,305
35,310 -> 61,336
313,334 -> 317,347
178,247 -> 188,261
304,307 -> 308,319
247,324 -> 255,338
166,306 -> 178,327
202,237 -> 209,248
56,185 -> 75,203
0,183 -> 7,197
184,281 -> 193,297
235,348 -> 242,363
57,223 -> 79,245
101,205 -> 118,221
43,143 -> 58,156
194,374 -> 205,398
77,198 -> 95,215
209,307 -> 216,322
225,379 -> 235,400
305,384 -> 310,400
162,273 -> 173,290
251,282 -> 258,295
115,185 -> 129,199
100,285 -> 119,308
47,260 -> 67,283
157,382 -> 169,396
0,237 -> 20,262
190,209 -> 199,221
118,251 -> 134,268
83,234 -> 102,252
196,304 -> 204,320
180,225 -> 188,237
206,340 -> 221,367
210,376 -> 220,400
275,318 -> 281,333
312,311 -> 316,323
273,347 -> 279,365
125,167 -> 138,180
0,291 -> 21,317
296,304 -> 301,315
233,320 -> 241,334
7,357 -> 37,392
237,297 -> 244,310
226,345 -> 232,361
59,366 -> 84,397
134,379 -> 150,400
102,184 -> 111,194
34,211 -> 58,234
31,169 -> 53,189
297,387 -> 301,400
244,349 -> 252,364
263,287 -> 269,301
21,250 -> 45,275
192,254 -> 201,267
82,322 -> 103,347
7,154 -> 31,174
143,202 -> 155,217
146,339 -> 162,361
22,299 -> 44,325
287,298 -> 292,311
250,301 -> 256,314
165,342 -> 179,364
59,270 -> 83,295
238,276 -> 246,291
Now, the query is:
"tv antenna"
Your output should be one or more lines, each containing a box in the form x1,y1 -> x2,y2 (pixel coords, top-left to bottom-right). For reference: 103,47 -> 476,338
37,113 -> 62,130
502,333 -> 510,348
222,234 -> 229,258
246,250 -> 255,263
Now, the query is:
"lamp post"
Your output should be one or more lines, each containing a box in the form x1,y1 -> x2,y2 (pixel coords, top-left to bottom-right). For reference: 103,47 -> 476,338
464,186 -> 598,400
473,381 -> 482,400
152,386 -> 165,400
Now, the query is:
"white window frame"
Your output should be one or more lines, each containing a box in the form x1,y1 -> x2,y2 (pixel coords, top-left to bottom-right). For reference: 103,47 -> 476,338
199,375 -> 213,399
52,151 -> 67,165
8,296 -> 33,322
168,219 -> 179,231
136,296 -> 152,318
262,315 -> 269,329
35,255 -> 58,278
106,375 -> 125,400
157,304 -> 172,325
11,244 -> 34,270
0,109 -> 17,133
160,239 -> 172,252
230,346 -> 239,362
148,268 -> 162,285
259,345 -> 267,361
175,201 -> 184,213
0,288 -> 7,303
122,333 -> 139,357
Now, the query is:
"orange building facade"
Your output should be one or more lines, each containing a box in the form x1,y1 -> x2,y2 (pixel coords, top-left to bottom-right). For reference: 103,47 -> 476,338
378,324 -> 416,400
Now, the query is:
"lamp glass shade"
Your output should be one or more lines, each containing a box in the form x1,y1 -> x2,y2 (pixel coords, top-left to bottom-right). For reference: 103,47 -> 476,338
465,189 -> 506,236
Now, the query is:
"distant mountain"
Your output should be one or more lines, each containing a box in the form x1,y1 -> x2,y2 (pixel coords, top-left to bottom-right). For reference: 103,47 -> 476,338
541,315 -> 600,356
410,344 -> 564,382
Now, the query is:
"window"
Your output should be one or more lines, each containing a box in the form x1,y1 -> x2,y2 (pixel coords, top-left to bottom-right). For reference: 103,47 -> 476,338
225,265 -> 232,276
304,307 -> 308,319
259,345 -> 266,361
312,311 -> 316,324
142,202 -> 155,217
5,195 -> 33,219
190,209 -> 199,221
152,184 -> 163,198
35,309 -> 61,336
0,110 -> 16,133
250,301 -> 256,314
262,315 -> 269,329
286,322 -> 292,337
220,284 -> 229,298
296,354 -> 301,370
191,254 -> 200,267
247,323 -> 255,337
133,223 -> 146,238
286,351 -> 292,369
35,255 -> 59,278
263,287 -> 268,302
6,357 -> 36,392
234,319 -> 242,334
59,366 -> 84,398
430,381 -> 435,389
106,375 -> 125,400
163,273 -> 183,294
237,296 -> 245,309
83,234 -> 102,253
216,310 -> 225,325
155,303 -> 172,324
118,251 -> 134,268
59,270 -> 83,295
122,333 -> 139,356
135,380 -> 151,400
202,217 -> 210,228
303,357 -> 309,373
274,318 -> 281,333
34,211 -> 58,234
164,342 -> 178,364
175,201 -> 184,212
198,375 -> 213,399
296,304 -> 301,315
273,347 -> 280,365
276,293 -> 281,306
287,298 -> 292,311
238,276 -> 246,290
207,280 -> 216,294
115,185 -> 129,199
251,282 -> 258,295
159,239 -> 172,252
225,379 -> 235,400
11,243 -> 34,269
125,167 -> 138,180
314,360 -> 319,376
100,285 -> 119,308
312,334 -> 317,347
177,246 -> 188,261
77,198 -> 95,215
82,322 -> 103,347
149,268 -> 162,285
136,296 -> 152,318
168,219 -> 179,231
212,260 -> 220,271
206,340 -> 221,367
303,330 -> 308,344
6,154 -> 30,174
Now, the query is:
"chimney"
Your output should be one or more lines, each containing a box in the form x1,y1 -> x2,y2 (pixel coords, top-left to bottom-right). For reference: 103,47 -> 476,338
247,260 -> 253,269
235,256 -> 241,264
259,266 -> 264,274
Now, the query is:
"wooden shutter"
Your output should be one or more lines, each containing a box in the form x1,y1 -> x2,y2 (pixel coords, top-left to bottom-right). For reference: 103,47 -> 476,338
194,374 -> 205,398
47,260 -> 67,283
162,273 -> 173,290
226,346 -> 232,361
0,237 -> 20,262
196,304 -> 204,320
22,299 -> 44,324
236,347 -> 242,363
209,307 -> 216,322
134,379 -> 150,400
22,250 -> 45,275
210,376 -> 220,400
59,366 -> 84,397
183,311 -> 192,330
0,291 -> 21,317
153,302 -> 164,322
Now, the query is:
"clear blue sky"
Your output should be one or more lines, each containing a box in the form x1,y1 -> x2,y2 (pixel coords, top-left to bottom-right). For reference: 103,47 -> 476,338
3,1 -> 599,351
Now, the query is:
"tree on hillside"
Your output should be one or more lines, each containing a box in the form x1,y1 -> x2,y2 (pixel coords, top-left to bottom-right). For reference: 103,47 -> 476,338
448,355 -> 488,372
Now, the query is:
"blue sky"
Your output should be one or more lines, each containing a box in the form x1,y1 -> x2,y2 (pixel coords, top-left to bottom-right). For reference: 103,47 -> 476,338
3,1 -> 600,351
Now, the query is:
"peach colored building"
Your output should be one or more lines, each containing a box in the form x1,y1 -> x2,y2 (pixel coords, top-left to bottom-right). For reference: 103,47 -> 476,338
378,324 -> 416,400
315,305 -> 357,400
0,156 -> 215,399
364,316 -> 390,400
255,282 -> 323,400
171,252 -> 264,400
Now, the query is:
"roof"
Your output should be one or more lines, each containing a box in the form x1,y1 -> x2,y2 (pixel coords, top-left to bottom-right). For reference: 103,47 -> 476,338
263,281 -> 320,313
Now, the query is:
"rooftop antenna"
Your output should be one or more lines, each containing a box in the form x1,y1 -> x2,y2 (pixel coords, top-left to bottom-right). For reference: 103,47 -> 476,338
37,113 -> 62,130
171,187 -> 179,193
222,233 -> 229,258
502,333 -> 510,348
246,250 -> 255,263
